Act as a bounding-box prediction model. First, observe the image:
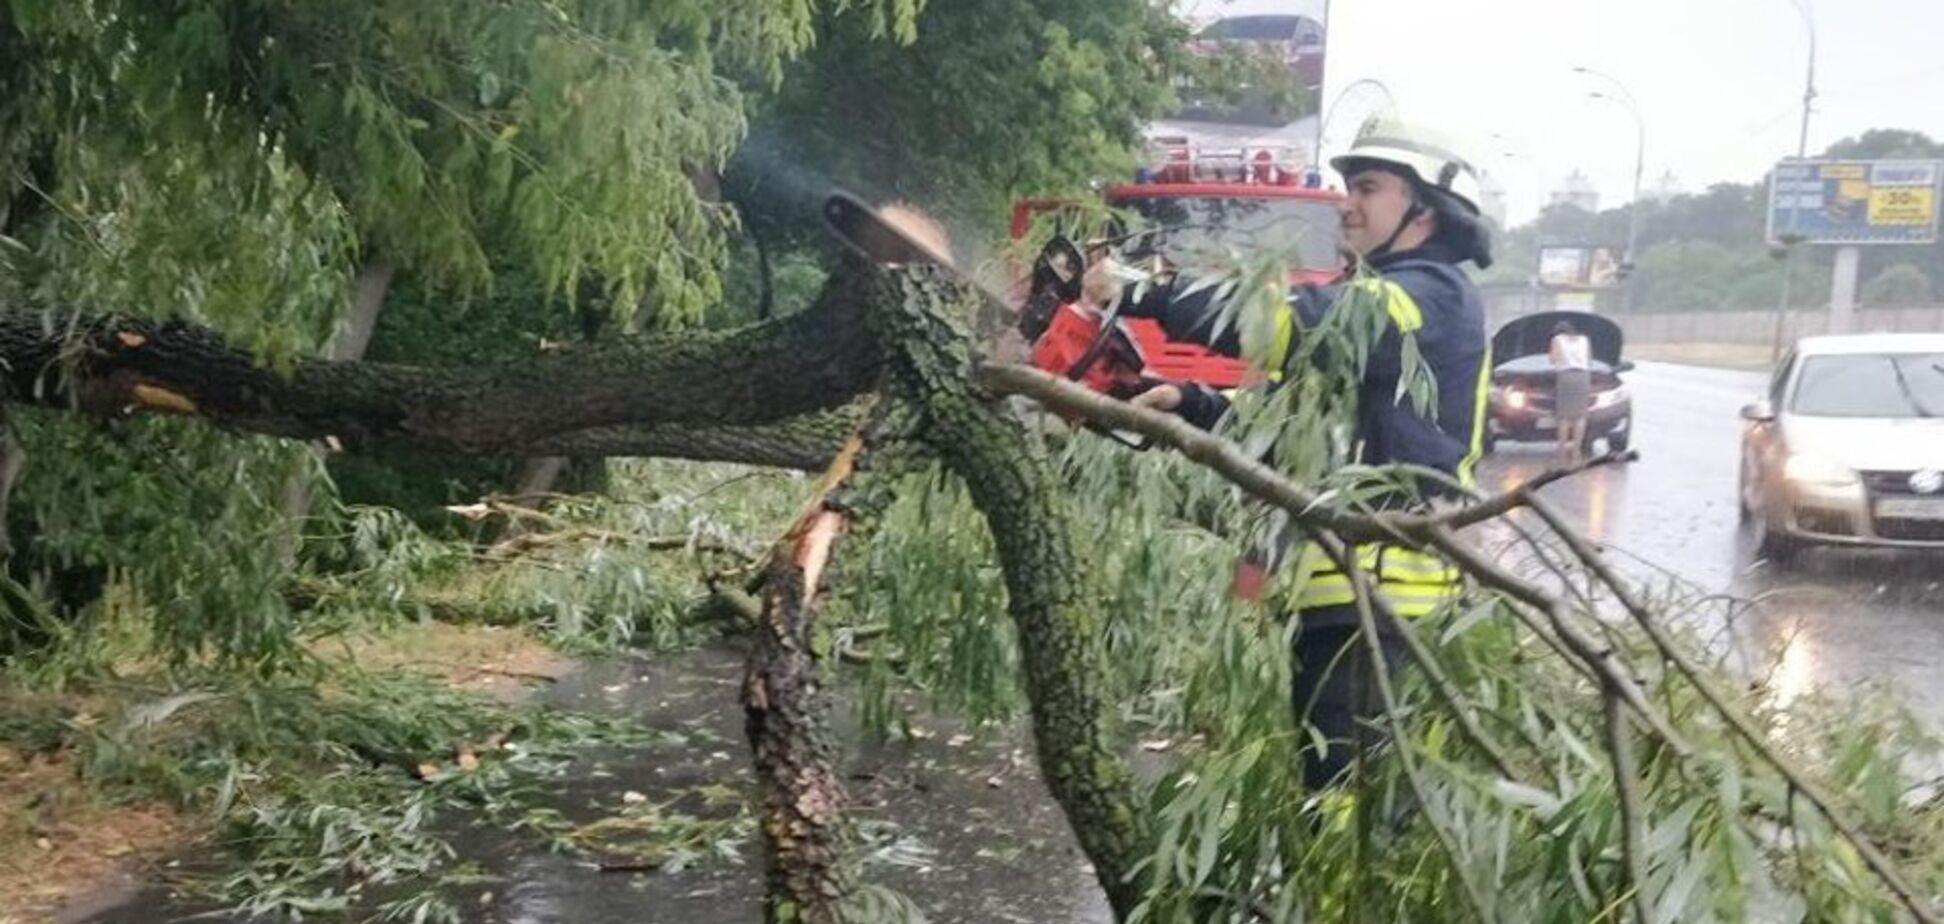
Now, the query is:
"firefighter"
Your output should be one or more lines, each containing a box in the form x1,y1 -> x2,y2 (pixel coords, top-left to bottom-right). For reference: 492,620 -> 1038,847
1091,115 -> 1494,791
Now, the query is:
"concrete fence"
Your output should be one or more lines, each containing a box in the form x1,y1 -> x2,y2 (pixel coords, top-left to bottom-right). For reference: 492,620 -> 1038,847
1480,286 -> 1944,345
1612,306 -> 1944,345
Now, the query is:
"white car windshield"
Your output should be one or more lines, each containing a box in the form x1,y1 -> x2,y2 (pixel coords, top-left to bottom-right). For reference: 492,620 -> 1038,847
1792,353 -> 1944,418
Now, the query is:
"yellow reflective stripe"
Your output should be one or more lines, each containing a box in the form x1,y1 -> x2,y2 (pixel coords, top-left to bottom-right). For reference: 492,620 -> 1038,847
1386,597 -> 1448,618
1293,577 -> 1457,615
1290,540 -> 1461,618
1377,560 -> 1459,583
1266,304 -> 1295,378
1457,342 -> 1493,488
1353,278 -> 1424,332
1295,543 -> 1455,582
1378,583 -> 1459,602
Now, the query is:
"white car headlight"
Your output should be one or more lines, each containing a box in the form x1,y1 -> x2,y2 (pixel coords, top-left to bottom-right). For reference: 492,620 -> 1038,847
1782,452 -> 1858,486
1503,388 -> 1528,410
1591,387 -> 1628,410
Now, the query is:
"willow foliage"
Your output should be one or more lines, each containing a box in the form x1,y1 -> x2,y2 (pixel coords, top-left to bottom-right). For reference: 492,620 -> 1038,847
0,0 -> 922,667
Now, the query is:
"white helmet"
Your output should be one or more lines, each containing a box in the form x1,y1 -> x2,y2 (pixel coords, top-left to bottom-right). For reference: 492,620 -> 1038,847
1330,114 -> 1483,216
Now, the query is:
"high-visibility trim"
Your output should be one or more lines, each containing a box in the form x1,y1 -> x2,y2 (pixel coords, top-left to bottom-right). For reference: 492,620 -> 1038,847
1457,342 -> 1493,488
1292,581 -> 1453,618
1351,278 -> 1424,333
1290,540 -> 1461,618
1267,306 -> 1294,381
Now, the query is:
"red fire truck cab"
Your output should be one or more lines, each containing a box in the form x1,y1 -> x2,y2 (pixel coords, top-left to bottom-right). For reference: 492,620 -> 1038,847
1011,138 -> 1344,390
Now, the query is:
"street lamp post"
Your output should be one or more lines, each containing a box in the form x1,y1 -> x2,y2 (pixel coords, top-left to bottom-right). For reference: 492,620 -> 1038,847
1316,78 -> 1398,164
1309,78 -> 1398,186
1770,0 -> 1817,364
1575,67 -> 1646,312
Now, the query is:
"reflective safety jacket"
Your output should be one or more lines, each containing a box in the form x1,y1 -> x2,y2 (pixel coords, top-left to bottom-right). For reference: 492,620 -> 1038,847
1125,242 -> 1491,625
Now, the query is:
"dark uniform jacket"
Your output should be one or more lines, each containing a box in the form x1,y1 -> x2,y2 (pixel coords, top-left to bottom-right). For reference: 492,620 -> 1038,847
1130,241 -> 1491,490
1117,241 -> 1491,627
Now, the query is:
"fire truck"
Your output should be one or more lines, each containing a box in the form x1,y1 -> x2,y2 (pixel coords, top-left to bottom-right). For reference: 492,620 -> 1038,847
1012,136 -> 1344,395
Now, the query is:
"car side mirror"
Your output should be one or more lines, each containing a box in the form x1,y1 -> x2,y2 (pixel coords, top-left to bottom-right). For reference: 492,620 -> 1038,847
1739,400 -> 1775,422
1614,360 -> 1636,373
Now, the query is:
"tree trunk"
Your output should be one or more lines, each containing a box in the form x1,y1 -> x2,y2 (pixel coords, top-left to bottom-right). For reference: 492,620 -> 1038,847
0,405 -> 23,557
745,433 -> 866,923
281,253 -> 395,558
334,255 -> 395,362
864,264 -> 1149,918
0,277 -> 879,455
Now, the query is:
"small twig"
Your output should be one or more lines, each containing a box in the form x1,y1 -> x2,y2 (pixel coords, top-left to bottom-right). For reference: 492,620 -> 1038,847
1424,527 -> 1692,756
837,645 -> 906,669
443,664 -> 563,684
1603,692 -> 1652,924
693,469 -> 788,502
596,858 -> 661,872
1525,494 -> 1943,924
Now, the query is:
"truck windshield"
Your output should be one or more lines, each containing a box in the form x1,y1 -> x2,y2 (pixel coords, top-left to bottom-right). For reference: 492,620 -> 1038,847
1111,195 -> 1341,272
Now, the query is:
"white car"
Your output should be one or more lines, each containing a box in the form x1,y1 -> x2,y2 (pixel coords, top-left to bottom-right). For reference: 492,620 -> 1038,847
1738,333 -> 1944,564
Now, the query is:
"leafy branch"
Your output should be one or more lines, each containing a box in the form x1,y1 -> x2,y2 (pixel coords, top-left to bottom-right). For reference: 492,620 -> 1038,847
983,361 -> 1942,923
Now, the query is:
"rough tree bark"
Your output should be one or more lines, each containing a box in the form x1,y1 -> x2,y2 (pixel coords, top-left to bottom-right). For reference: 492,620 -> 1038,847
745,432 -> 867,923
862,265 -> 1148,918
0,282 -> 879,453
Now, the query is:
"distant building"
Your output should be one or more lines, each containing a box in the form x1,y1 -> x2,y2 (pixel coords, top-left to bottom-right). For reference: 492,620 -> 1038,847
1189,15 -> 1326,92
1549,169 -> 1600,213
1171,14 -> 1326,127
1643,169 -> 1684,204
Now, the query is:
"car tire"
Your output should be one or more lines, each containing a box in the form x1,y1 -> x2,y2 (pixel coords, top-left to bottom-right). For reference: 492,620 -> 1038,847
1607,428 -> 1630,454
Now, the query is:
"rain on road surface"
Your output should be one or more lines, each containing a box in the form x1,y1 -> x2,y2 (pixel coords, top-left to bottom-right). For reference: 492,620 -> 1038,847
1479,361 -> 1944,722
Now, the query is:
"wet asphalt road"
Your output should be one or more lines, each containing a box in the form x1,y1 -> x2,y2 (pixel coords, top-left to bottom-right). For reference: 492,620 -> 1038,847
1479,361 -> 1944,722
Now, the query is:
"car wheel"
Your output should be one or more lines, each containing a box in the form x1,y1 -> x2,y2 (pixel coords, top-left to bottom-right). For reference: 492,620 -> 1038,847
1607,428 -> 1630,453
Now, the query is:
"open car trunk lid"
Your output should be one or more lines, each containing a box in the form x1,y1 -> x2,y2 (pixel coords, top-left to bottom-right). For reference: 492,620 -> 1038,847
1491,310 -> 1624,367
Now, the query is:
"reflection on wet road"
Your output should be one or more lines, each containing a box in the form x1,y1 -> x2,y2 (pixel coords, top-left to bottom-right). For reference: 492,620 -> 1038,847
1480,361 -> 1944,721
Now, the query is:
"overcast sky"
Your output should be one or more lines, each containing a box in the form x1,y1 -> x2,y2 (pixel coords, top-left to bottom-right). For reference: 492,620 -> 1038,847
1180,0 -> 1944,225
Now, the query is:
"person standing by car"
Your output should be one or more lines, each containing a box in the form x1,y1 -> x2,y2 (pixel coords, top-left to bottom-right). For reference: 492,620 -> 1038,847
1549,319 -> 1593,465
1086,114 -> 1493,792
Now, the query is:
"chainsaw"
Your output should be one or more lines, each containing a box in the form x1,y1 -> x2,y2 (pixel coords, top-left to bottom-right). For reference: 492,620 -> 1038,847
1017,233 -> 1177,406
820,190 -> 1175,448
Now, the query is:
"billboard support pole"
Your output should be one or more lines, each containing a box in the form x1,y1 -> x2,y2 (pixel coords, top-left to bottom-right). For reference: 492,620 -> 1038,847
1768,238 -> 1799,366
1828,244 -> 1860,335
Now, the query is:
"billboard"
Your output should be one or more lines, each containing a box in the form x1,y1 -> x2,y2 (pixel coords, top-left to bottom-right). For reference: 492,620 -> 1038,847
1767,159 -> 1942,245
1537,245 -> 1622,288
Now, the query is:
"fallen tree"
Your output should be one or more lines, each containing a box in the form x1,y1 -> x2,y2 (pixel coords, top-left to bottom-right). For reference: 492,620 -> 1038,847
5,255 -> 1942,923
